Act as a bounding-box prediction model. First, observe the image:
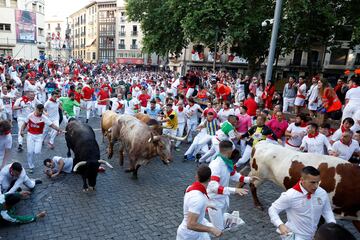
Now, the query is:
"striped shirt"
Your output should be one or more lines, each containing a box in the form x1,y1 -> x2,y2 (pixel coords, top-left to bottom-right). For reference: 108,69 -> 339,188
205,119 -> 218,136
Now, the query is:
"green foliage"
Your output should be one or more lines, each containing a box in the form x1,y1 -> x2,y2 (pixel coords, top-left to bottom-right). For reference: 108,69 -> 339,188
126,0 -> 360,68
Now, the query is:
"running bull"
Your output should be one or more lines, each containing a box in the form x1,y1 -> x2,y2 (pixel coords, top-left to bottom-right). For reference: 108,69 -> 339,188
65,119 -> 113,191
249,141 -> 360,230
108,115 -> 187,178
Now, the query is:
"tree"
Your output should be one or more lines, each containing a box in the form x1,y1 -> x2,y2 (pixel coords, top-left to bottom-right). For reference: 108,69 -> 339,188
126,0 -> 360,73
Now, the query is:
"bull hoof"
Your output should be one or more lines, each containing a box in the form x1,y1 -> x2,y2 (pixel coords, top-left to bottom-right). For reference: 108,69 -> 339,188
108,153 -> 113,159
83,188 -> 89,192
132,174 -> 138,180
125,168 -> 134,173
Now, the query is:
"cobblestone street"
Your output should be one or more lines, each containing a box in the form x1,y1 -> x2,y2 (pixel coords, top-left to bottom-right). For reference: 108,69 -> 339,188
0,118 -> 358,240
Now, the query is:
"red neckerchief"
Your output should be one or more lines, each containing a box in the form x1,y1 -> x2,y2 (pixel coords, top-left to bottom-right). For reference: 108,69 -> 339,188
117,101 -> 123,110
22,96 -> 29,103
340,139 -> 352,147
167,110 -> 173,116
49,98 -> 56,103
350,85 -> 358,89
308,131 -> 319,138
293,181 -> 312,199
186,181 -> 208,198
300,122 -> 308,128
1,130 -> 11,135
178,107 -> 183,112
29,80 -> 36,85
341,126 -> 347,133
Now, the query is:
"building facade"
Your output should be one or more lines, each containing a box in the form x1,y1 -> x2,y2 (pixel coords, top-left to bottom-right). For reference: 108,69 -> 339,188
69,6 -> 87,60
0,0 -> 46,59
45,15 -> 71,60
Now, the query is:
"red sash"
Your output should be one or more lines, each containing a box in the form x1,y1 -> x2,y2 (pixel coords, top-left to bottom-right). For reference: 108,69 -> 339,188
293,181 -> 311,199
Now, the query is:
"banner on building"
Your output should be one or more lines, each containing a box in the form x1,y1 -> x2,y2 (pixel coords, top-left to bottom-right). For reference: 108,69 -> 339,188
15,10 -> 37,43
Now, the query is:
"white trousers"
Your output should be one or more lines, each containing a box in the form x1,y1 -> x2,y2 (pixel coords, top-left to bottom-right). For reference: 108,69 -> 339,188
17,118 -> 26,145
198,137 -> 220,163
184,130 -> 211,156
1,174 -> 35,193
283,97 -> 295,112
235,145 -> 252,167
186,88 -> 195,98
187,121 -> 198,142
97,105 -> 107,116
342,102 -> 359,122
43,120 -> 59,144
26,133 -> 43,169
208,199 -> 228,230
83,101 -> 93,119
176,122 -> 186,147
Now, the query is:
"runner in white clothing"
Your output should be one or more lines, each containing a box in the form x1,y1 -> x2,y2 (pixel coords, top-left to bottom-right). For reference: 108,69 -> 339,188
43,156 -> 74,178
269,166 -> 335,240
342,78 -> 360,121
285,114 -> 308,150
0,120 -> 12,169
43,91 -> 61,149
300,123 -> 332,155
176,165 -> 222,240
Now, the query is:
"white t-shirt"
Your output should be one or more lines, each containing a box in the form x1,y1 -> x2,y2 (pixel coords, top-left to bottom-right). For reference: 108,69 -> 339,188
345,87 -> 360,104
217,108 -> 235,123
286,123 -> 307,147
13,97 -> 41,120
300,133 -> 332,155
52,156 -> 73,173
44,99 -> 60,121
331,140 -> 360,161
186,104 -> 202,124
174,106 -> 186,124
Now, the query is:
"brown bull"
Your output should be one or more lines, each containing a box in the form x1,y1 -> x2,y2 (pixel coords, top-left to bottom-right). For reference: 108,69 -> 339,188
135,112 -> 163,134
101,110 -> 119,143
108,115 -> 186,178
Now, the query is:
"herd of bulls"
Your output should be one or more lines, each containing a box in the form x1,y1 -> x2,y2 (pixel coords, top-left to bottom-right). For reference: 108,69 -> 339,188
64,111 -> 360,231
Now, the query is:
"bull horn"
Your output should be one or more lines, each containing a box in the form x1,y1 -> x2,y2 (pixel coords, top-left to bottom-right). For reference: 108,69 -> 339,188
108,127 -> 112,132
98,160 -> 113,169
164,132 -> 188,141
73,161 -> 87,172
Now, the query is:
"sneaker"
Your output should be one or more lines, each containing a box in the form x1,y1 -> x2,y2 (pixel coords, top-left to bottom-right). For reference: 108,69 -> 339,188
35,179 -> 42,185
85,119 -> 89,123
28,168 -> 34,174
183,155 -> 187,162
175,147 -> 180,152
16,187 -> 22,192
187,155 -> 195,161
47,142 -> 55,150
17,144 -> 23,152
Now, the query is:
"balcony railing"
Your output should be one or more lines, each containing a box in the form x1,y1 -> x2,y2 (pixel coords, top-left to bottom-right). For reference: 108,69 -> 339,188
74,34 -> 79,38
119,31 -> 125,37
80,44 -> 85,48
131,31 -> 138,36
81,32 -> 85,36
130,44 -> 138,49
55,27 -> 61,31
118,44 -> 125,49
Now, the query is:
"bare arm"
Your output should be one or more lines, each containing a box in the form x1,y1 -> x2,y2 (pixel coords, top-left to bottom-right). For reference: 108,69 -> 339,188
187,212 -> 222,237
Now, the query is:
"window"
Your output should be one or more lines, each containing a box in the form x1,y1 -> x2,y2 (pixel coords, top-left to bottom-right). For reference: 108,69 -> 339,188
48,23 -> 50,30
329,49 -> 349,65
92,52 -> 96,60
334,26 -> 353,41
120,39 -> 125,45
0,23 -> 11,31
354,53 -> 360,66
38,27 -> 44,36
10,0 -> 17,8
0,49 -> 13,57
0,0 -> 6,7
133,25 -> 137,32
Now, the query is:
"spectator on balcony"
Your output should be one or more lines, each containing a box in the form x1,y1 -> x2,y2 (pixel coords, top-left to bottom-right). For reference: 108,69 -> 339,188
282,76 -> 297,113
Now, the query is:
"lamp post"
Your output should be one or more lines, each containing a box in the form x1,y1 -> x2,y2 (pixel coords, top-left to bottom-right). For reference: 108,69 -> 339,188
264,0 -> 283,83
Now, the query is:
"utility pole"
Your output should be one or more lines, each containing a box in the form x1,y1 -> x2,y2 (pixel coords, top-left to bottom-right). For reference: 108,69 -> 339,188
213,29 -> 218,71
265,0 -> 283,83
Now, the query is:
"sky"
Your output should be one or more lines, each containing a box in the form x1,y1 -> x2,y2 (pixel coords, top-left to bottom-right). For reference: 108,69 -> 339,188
45,0 -> 90,19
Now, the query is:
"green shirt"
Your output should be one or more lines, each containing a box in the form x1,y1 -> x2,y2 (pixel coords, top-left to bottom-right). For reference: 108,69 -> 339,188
0,193 -> 36,224
60,97 -> 80,117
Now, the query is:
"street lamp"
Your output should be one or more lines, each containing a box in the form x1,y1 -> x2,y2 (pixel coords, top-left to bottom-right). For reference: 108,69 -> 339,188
264,0 -> 283,83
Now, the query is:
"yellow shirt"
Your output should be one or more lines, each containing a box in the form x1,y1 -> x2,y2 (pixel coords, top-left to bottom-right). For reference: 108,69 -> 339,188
165,110 -> 178,130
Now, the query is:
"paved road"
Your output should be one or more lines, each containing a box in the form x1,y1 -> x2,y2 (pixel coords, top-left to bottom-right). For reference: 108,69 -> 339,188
0,117 -> 358,240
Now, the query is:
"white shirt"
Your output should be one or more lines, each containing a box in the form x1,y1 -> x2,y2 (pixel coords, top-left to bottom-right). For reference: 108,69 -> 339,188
44,98 -> 60,121
217,108 -> 235,123
123,98 -> 140,116
23,80 -> 37,92
296,84 -> 307,98
174,106 -> 186,124
330,128 -> 344,143
110,98 -> 124,113
0,92 -> 14,111
300,133 -> 332,155
52,156 -> 73,173
186,104 -> 202,124
207,156 -> 250,206
0,164 -> 28,194
176,189 -> 210,240
268,184 -> 335,240
332,139 -> 360,161
13,97 -> 41,120
345,87 -> 360,104
0,133 -> 12,154
286,123 -> 307,147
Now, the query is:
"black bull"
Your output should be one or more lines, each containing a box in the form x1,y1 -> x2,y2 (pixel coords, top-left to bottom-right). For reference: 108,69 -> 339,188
65,119 -> 112,191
